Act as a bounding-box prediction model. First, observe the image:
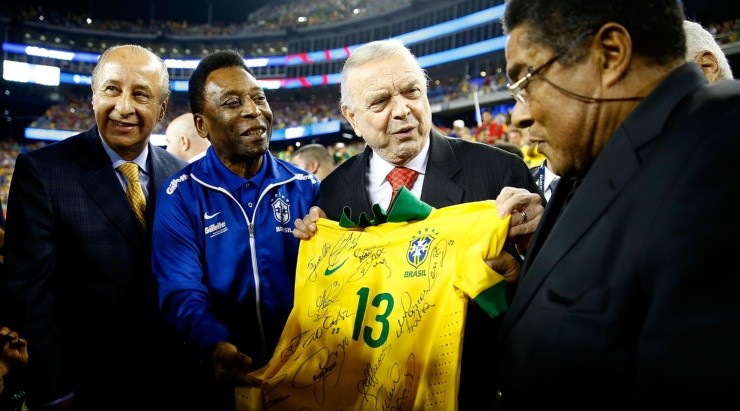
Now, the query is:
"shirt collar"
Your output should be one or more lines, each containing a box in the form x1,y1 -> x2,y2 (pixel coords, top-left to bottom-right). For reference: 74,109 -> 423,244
369,135 -> 430,186
100,132 -> 149,174
542,160 -> 558,188
211,151 -> 268,192
189,149 -> 208,163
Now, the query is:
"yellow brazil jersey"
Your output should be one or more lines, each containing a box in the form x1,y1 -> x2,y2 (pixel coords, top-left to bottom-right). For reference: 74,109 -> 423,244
238,198 -> 510,410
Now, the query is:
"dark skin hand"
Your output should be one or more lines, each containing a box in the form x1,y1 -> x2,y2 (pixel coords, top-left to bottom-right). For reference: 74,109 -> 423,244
211,341 -> 260,386
0,327 -> 28,395
487,251 -> 520,284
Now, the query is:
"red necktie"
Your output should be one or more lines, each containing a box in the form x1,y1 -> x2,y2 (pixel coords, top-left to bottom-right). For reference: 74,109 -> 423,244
386,166 -> 419,207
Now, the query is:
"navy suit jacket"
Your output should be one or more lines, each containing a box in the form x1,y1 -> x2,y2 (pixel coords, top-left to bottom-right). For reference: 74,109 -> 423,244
318,129 -> 540,407
3,127 -> 199,409
493,64 -> 740,409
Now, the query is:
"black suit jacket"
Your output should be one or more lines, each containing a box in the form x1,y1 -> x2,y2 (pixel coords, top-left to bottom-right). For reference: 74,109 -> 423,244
3,127 -> 201,410
319,129 -> 540,407
493,64 -> 740,409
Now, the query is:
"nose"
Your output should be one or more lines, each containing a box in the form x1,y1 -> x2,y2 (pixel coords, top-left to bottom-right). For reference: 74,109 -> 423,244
390,97 -> 410,119
241,98 -> 259,118
114,93 -> 136,116
510,101 -> 533,129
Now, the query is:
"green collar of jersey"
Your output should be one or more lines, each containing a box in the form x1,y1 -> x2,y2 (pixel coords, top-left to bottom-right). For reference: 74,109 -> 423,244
339,186 -> 433,228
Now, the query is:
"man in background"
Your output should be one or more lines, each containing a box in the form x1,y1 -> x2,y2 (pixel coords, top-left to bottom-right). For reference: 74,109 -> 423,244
289,143 -> 336,181
165,112 -> 211,162
474,109 -> 506,144
684,19 -> 734,81
449,119 -> 473,140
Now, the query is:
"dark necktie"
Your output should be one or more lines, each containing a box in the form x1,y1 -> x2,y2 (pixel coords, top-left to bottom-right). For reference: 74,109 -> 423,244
386,166 -> 419,207
548,177 -> 561,197
118,162 -> 147,230
554,177 -> 581,221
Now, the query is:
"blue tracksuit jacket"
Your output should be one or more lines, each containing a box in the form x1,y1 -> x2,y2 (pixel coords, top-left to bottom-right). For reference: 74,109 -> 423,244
152,147 -> 320,366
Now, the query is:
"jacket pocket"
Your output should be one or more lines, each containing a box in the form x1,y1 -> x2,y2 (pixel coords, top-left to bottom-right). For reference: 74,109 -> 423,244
545,285 -> 610,313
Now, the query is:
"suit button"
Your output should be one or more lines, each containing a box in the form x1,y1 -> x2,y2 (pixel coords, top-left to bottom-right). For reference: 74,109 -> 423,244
496,389 -> 503,400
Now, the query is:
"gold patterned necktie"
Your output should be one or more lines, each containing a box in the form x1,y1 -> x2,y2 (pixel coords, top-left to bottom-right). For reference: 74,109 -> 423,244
118,162 -> 147,230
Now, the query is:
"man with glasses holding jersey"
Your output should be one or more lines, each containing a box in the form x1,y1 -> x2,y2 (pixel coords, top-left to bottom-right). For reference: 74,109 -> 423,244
492,0 -> 740,409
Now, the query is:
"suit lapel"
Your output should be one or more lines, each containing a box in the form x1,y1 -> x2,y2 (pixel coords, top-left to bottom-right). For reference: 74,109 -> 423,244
77,129 -> 145,244
345,147 -> 376,213
420,130 -> 464,208
502,130 -> 640,331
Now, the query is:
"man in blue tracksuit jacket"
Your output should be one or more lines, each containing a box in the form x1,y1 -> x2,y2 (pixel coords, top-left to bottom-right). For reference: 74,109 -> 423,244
153,145 -> 319,367
151,50 -> 321,407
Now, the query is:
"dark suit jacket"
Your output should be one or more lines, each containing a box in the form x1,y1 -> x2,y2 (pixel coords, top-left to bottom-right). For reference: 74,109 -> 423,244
2,127 -> 201,410
493,64 -> 740,409
319,129 -> 540,408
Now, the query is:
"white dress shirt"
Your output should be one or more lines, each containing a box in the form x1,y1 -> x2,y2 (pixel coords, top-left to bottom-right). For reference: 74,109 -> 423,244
366,136 -> 430,209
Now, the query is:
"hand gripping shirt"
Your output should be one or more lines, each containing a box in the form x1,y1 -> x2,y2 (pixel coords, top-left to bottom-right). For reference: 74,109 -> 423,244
238,187 -> 511,410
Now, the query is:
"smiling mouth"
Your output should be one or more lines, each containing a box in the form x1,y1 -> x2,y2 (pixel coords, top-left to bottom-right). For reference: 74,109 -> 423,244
112,120 -> 135,128
243,128 -> 265,137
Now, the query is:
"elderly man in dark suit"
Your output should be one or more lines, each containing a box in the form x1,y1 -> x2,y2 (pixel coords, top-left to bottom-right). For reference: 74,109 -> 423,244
493,0 -> 740,408
3,45 -> 202,410
293,38 -> 544,408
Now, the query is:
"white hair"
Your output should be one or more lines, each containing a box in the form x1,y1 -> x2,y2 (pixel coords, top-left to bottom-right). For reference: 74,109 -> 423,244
683,20 -> 734,80
339,39 -> 428,111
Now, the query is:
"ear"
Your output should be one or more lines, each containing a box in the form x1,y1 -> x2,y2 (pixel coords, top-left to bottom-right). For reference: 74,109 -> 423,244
180,135 -> 191,150
308,161 -> 320,174
193,114 -> 208,138
159,100 -> 168,122
341,104 -> 361,137
694,51 -> 720,82
593,23 -> 632,87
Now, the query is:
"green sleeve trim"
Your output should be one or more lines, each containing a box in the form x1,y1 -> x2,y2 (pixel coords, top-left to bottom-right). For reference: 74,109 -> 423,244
339,186 -> 433,228
473,282 -> 509,318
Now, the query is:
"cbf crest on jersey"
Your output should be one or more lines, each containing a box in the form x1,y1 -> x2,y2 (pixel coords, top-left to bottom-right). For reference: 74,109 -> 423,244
271,193 -> 290,225
407,228 -> 436,268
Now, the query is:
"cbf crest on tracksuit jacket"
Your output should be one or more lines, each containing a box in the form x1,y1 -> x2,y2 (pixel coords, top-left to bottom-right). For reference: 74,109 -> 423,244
152,147 -> 320,367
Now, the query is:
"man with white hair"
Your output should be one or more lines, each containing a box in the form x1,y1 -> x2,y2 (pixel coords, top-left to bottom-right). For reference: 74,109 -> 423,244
683,19 -> 734,82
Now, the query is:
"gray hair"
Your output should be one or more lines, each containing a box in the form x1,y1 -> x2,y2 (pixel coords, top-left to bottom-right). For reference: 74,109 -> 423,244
340,39 -> 428,111
683,20 -> 734,80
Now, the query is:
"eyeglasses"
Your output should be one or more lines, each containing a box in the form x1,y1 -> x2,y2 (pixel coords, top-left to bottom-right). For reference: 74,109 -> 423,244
506,31 -> 645,105
506,52 -> 562,105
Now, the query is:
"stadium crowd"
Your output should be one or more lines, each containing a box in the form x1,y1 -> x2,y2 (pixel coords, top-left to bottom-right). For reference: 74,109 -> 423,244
0,4 -> 736,237
7,0 -> 414,57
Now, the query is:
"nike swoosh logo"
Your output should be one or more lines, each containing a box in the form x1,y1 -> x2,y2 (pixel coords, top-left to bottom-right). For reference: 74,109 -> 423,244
324,258 -> 348,276
204,211 -> 221,220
